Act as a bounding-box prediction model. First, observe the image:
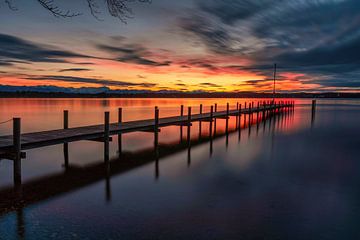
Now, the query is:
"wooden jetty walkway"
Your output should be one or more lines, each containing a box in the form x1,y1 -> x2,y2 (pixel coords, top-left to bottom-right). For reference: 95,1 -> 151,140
0,104 -> 293,217
0,100 -> 294,187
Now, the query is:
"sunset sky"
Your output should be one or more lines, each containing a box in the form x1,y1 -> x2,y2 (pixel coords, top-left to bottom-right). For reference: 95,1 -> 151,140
1,0 -> 360,93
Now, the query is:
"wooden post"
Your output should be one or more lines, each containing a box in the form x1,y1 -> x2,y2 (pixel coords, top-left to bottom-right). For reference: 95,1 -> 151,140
187,107 -> 191,144
209,105 -> 213,137
311,100 -> 316,127
154,106 -> 160,180
236,102 -> 239,129
154,106 -> 159,148
312,100 -> 316,113
225,103 -> 229,136
180,105 -> 183,143
13,118 -> 22,187
104,112 -> 110,162
199,104 -> 203,138
63,110 -> 69,129
63,110 -> 69,169
214,103 -> 217,112
118,108 -> 122,155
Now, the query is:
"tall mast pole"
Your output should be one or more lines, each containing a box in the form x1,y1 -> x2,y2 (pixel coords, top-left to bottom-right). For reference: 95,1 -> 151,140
273,63 -> 277,104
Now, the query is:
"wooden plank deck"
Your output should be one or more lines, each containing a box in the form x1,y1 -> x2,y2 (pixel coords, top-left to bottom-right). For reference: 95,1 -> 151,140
0,104 -> 289,152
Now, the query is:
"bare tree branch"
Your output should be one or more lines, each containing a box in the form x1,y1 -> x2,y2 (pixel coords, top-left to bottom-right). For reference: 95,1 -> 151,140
3,0 -> 152,21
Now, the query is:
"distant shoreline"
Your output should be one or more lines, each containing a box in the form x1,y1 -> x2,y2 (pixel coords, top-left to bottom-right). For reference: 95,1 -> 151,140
0,92 -> 359,98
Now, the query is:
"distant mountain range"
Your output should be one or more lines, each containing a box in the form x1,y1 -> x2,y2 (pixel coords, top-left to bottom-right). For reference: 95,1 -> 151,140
0,84 -> 359,98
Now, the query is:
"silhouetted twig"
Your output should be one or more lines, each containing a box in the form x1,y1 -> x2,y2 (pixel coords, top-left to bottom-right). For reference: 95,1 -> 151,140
3,0 -> 152,22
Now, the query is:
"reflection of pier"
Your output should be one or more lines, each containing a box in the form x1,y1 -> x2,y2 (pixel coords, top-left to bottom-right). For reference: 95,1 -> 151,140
0,101 -> 294,184
0,102 -> 294,217
0,102 -> 295,240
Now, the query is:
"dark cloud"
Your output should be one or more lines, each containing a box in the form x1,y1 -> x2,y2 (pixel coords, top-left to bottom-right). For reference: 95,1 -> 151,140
199,82 -> 222,87
97,43 -> 172,66
179,0 -> 360,89
0,33 -> 90,64
59,68 -> 91,72
23,75 -> 157,88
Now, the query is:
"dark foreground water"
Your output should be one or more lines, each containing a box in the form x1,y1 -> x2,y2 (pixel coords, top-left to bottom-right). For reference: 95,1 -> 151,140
0,98 -> 359,240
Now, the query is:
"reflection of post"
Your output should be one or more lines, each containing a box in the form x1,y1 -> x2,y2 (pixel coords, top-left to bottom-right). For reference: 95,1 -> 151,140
311,100 -> 316,128
16,208 -> 25,240
118,108 -> 122,156
154,106 -> 160,180
199,104 -> 202,139
238,111 -> 242,142
214,103 -> 217,136
105,161 -> 111,202
13,118 -> 22,189
63,110 -> 69,169
187,107 -> 192,145
226,103 -> 229,147
209,105 -> 214,156
187,106 -> 191,167
63,143 -> 69,169
104,112 -> 110,163
180,105 -> 184,143
236,102 -> 239,129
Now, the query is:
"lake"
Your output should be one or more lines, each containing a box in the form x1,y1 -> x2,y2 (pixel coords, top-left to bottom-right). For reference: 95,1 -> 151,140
0,98 -> 359,240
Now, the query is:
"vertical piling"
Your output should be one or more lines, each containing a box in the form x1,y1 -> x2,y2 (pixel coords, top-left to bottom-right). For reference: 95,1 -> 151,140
104,112 -> 110,162
63,110 -> 69,169
118,108 -> 122,155
199,104 -> 203,138
187,107 -> 191,143
13,118 -> 21,188
180,105 -> 183,143
154,106 -> 160,180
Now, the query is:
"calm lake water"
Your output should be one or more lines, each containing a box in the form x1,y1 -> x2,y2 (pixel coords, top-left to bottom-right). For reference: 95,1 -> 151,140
0,98 -> 359,240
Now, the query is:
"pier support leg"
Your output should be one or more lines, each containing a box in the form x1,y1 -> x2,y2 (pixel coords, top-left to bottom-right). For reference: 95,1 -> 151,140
180,105 -> 183,143
118,108 -> 122,156
226,103 -> 229,147
104,112 -> 110,163
199,104 -> 202,139
13,118 -> 22,188
187,107 -> 192,167
311,100 -> 317,128
63,110 -> 69,169
154,106 -> 160,180
209,106 -> 214,156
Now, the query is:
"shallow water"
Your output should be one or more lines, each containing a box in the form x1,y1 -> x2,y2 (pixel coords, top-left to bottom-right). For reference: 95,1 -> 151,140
0,98 -> 359,240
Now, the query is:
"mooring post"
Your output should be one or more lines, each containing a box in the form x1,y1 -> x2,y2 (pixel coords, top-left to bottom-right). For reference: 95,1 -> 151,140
154,106 -> 159,148
118,108 -> 122,155
199,104 -> 203,138
180,105 -> 183,142
226,103 -> 230,116
187,107 -> 192,144
63,110 -> 69,129
312,100 -> 316,113
236,102 -> 239,129
226,103 -> 229,135
214,103 -> 217,112
104,112 -> 110,162
209,105 -> 214,137
311,100 -> 316,127
63,110 -> 69,169
154,106 -> 160,180
13,118 -> 22,188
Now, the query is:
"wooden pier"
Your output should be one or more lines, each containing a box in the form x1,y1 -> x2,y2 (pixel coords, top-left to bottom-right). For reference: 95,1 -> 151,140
0,101 -> 294,187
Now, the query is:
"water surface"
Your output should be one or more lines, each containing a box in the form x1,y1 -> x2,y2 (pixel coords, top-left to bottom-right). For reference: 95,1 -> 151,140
0,98 -> 359,240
